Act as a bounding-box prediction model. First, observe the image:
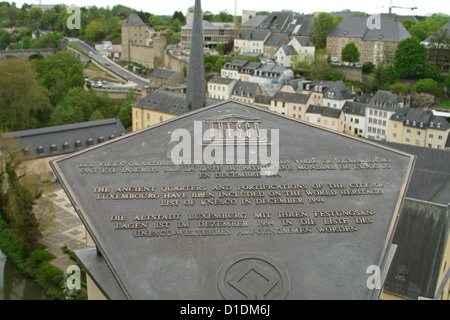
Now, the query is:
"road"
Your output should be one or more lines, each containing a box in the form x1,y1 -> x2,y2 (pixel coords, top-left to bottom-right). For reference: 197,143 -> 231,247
67,38 -> 150,89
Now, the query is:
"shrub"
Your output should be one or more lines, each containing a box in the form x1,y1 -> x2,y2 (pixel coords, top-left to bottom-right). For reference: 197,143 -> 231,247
30,249 -> 55,267
40,261 -> 64,285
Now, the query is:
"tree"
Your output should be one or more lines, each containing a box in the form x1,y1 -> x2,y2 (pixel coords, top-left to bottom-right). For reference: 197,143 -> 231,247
402,14 -> 449,41
427,28 -> 450,76
341,42 -> 360,63
0,133 -> 42,250
412,78 -> 445,98
85,21 -> 105,42
49,87 -> 85,125
394,37 -> 427,79
0,59 -> 52,131
312,13 -> 342,49
310,57 -> 333,81
388,83 -> 409,96
374,62 -> 398,90
218,10 -> 233,22
67,64 -> 84,89
172,11 -> 185,24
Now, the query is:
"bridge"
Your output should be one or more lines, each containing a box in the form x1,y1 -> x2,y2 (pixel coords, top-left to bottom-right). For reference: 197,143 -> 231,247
0,48 -> 58,61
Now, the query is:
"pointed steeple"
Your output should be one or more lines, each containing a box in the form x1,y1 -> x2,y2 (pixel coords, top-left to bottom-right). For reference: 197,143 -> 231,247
186,0 -> 206,112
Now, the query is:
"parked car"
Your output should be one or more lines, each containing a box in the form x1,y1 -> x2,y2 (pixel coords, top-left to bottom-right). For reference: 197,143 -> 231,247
88,51 -> 94,56
105,62 -> 110,66
97,81 -> 103,88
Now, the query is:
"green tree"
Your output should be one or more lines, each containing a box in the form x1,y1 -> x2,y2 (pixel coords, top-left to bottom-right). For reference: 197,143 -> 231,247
374,62 -> 398,90
310,57 -> 334,80
50,87 -> 86,125
172,11 -> 185,24
394,37 -> 427,79
402,14 -> 449,41
30,31 -> 62,49
0,134 -> 42,250
67,64 -> 84,89
412,78 -> 444,97
388,83 -> 409,96
0,59 -> 52,131
218,10 -> 233,22
118,92 -> 137,130
85,21 -> 105,42
341,42 -> 360,63
312,13 -> 342,49
43,67 -> 67,106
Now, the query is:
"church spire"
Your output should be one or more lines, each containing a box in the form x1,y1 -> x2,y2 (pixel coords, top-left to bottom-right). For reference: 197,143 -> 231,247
186,0 -> 206,112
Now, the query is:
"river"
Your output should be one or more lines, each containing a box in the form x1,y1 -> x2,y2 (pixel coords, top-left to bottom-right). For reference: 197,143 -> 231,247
0,249 -> 48,300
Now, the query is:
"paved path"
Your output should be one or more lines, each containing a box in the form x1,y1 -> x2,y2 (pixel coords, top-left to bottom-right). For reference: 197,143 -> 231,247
39,182 -> 87,272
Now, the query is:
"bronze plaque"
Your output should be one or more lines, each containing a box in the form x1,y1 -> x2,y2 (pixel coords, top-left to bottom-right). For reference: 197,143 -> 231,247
50,101 -> 414,299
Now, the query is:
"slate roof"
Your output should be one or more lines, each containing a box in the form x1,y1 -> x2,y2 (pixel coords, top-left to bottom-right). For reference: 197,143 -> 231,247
342,101 -> 367,117
323,80 -> 353,101
283,15 -> 314,35
291,36 -> 314,47
378,141 -> 450,206
254,95 -> 273,105
264,33 -> 289,47
122,13 -> 146,27
222,59 -> 249,71
240,62 -> 262,75
132,90 -> 219,116
384,198 -> 449,300
306,105 -> 343,118
240,15 -> 267,28
328,16 -> 411,42
150,68 -> 179,79
390,108 -> 450,131
259,11 -> 293,31
273,91 -> 311,104
236,29 -> 271,41
280,45 -> 295,56
5,119 -> 127,159
232,81 -> 260,98
208,76 -> 236,85
369,90 -> 404,110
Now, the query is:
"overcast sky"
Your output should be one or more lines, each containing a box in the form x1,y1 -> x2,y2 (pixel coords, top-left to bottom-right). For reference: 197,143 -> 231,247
14,0 -> 449,16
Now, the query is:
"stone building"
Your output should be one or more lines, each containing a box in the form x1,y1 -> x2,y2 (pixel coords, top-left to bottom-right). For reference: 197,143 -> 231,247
121,13 -> 166,69
327,15 -> 410,66
149,68 -> 185,91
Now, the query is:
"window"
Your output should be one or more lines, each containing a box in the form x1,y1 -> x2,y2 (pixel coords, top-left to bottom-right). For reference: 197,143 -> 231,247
438,135 -> 443,140
355,119 -> 359,124
429,134 -> 434,139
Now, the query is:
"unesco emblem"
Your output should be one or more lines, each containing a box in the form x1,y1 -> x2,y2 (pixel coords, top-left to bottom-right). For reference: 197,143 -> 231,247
218,254 -> 289,300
